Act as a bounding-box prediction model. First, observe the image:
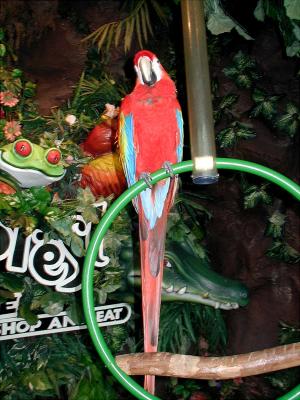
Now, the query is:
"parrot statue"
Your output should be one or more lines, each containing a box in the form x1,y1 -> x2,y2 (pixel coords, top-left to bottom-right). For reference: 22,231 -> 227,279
118,50 -> 183,394
80,104 -> 126,198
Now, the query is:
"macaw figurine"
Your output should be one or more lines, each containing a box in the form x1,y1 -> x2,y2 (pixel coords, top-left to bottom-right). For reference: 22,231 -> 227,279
118,50 -> 183,394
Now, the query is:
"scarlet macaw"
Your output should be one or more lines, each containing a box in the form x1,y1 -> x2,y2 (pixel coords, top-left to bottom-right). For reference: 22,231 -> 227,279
119,50 -> 183,394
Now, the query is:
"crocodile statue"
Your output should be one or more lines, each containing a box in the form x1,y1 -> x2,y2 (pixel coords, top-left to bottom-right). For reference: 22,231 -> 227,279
118,240 -> 249,310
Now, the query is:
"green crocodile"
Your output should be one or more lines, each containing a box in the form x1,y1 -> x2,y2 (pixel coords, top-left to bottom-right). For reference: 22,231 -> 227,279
119,241 -> 249,310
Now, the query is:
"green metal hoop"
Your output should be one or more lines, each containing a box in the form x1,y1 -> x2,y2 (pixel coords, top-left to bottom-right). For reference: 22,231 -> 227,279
82,158 -> 300,400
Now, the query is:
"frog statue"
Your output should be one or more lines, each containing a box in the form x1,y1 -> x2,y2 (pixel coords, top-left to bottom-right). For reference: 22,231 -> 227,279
0,138 -> 65,190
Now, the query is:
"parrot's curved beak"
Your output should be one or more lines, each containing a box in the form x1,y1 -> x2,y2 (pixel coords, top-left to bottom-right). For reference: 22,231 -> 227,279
138,56 -> 157,86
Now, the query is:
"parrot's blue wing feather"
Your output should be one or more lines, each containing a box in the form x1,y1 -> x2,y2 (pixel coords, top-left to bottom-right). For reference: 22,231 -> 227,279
176,109 -> 184,162
119,112 -> 138,210
140,179 -> 170,229
154,180 -> 170,219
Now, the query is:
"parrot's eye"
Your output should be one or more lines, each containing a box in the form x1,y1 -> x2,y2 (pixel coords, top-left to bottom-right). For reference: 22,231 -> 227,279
14,140 -> 32,157
156,59 -> 160,64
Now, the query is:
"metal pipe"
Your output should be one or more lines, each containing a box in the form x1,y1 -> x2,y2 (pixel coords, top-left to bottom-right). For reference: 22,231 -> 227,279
181,0 -> 219,184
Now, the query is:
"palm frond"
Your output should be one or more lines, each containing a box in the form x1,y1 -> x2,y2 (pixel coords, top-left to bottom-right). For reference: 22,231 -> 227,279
82,0 -> 168,53
159,303 -> 227,354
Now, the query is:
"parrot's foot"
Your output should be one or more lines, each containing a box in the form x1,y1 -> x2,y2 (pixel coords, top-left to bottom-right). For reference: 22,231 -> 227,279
140,172 -> 153,188
163,161 -> 175,178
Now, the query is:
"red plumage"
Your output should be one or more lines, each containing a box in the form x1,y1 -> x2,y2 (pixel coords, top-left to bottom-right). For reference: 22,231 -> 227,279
119,50 -> 183,394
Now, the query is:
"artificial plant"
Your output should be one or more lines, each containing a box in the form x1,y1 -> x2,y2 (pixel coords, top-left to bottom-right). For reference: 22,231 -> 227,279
84,0 -> 300,58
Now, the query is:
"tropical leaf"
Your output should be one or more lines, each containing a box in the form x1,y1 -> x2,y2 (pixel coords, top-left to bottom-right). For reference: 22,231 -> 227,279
265,211 -> 286,239
234,50 -> 255,69
0,334 -> 117,399
223,51 -> 260,88
219,93 -> 239,109
217,122 -> 256,148
279,322 -> 300,345
171,380 -> 200,400
206,0 -> 236,35
242,181 -> 272,209
82,0 -> 168,52
250,88 -> 280,119
254,0 -> 265,21
159,303 -> 227,353
0,272 -> 24,292
266,241 -> 300,263
284,0 -> 300,20
253,0 -> 300,57
213,93 -> 239,123
275,102 -> 300,137
205,0 -> 253,39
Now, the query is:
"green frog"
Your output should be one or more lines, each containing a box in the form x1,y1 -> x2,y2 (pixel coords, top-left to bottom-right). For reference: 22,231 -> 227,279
0,139 -> 65,188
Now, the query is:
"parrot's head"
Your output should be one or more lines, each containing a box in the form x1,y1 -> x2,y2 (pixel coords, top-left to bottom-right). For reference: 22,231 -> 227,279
133,50 -> 165,87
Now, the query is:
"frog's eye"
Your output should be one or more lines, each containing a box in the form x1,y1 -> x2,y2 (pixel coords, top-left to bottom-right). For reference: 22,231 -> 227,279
14,140 -> 32,157
46,148 -> 61,165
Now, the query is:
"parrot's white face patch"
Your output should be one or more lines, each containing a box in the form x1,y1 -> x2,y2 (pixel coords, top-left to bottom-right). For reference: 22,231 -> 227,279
135,56 -> 162,85
151,57 -> 162,81
138,56 -> 152,82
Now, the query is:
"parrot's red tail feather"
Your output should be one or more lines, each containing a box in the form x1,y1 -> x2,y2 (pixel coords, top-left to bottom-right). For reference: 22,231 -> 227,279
139,208 -> 169,395
140,228 -> 164,395
144,375 -> 156,395
139,180 -> 177,395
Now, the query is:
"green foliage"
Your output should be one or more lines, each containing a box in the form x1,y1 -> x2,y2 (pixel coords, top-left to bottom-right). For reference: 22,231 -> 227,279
241,177 -> 272,209
159,303 -> 227,354
170,379 -> 201,400
92,209 -> 133,304
0,29 -> 45,141
0,187 -> 51,233
0,272 -> 24,303
171,192 -> 212,261
265,210 -> 286,239
241,178 -> 300,264
275,102 -> 300,138
266,240 -> 300,263
279,321 -> 300,345
94,265 -> 122,304
254,0 -> 300,57
0,334 -> 118,400
103,324 -> 135,355
0,186 -> 103,253
83,0 -> 169,52
217,122 -> 256,149
250,88 -> 280,120
219,48 -> 298,149
18,279 -> 41,325
266,324 -> 300,392
218,380 -> 240,399
285,0 -> 300,20
205,0 -> 253,39
213,93 -> 239,124
17,278 -> 71,324
223,51 -> 260,89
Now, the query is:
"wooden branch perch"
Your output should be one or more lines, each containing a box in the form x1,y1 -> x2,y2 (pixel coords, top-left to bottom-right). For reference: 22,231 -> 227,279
116,342 -> 300,380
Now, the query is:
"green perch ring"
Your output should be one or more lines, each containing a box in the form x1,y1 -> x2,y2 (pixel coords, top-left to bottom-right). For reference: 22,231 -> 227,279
82,158 -> 300,400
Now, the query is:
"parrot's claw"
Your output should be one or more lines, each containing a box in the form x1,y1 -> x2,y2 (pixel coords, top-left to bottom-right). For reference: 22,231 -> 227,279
163,161 -> 175,178
140,172 -> 153,188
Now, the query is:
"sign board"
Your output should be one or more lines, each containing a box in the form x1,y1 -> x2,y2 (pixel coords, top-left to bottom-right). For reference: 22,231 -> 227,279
0,202 -> 132,340
0,299 -> 131,341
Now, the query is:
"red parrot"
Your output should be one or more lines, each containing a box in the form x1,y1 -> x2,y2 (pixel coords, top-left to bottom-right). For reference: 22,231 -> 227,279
118,50 -> 183,394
